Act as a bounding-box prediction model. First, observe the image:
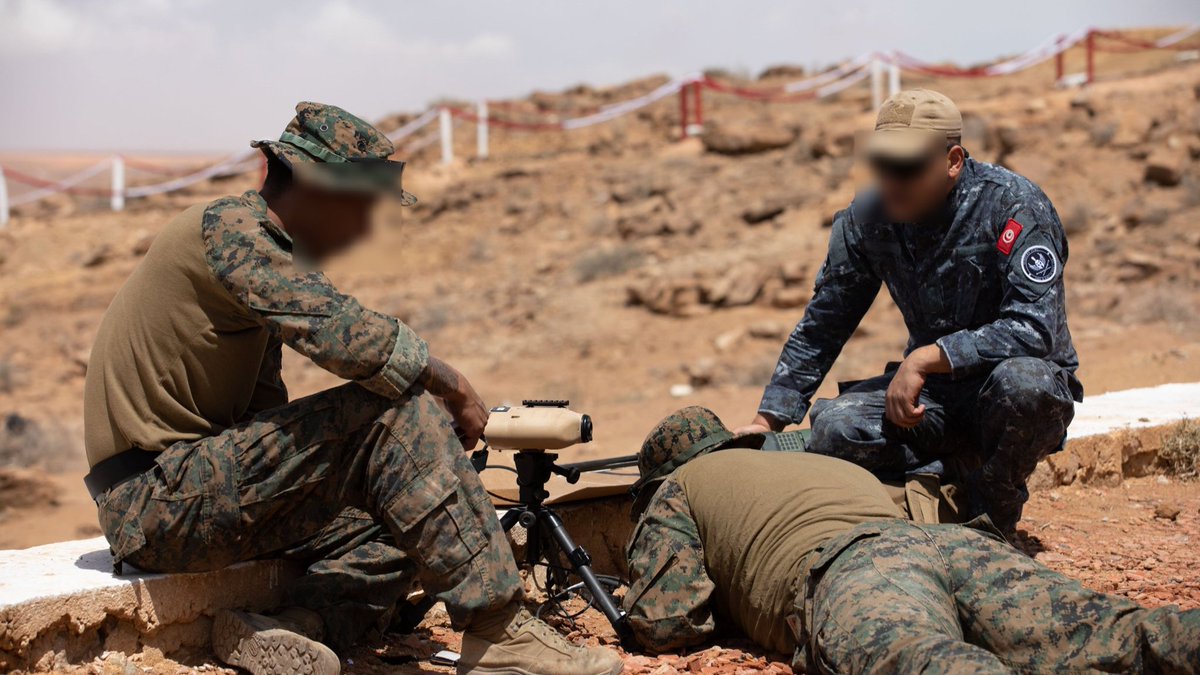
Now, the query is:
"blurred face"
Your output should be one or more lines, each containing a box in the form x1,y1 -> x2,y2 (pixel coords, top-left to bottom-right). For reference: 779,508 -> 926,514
284,184 -> 379,262
870,144 -> 965,223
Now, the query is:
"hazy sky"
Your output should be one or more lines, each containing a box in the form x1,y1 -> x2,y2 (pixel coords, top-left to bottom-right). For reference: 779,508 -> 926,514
1,0 -> 1197,153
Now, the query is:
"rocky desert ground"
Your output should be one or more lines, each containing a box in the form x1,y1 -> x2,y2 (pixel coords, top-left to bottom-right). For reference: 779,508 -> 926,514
1,30 -> 1199,673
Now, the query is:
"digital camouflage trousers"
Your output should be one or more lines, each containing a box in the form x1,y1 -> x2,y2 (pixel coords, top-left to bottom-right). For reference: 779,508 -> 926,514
95,383 -> 522,650
807,356 -> 1080,533
797,519 -> 1199,674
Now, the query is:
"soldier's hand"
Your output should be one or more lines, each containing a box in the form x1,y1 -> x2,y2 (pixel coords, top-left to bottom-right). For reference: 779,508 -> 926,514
444,382 -> 488,451
886,359 -> 927,428
734,413 -> 784,435
886,344 -> 950,428
419,357 -> 488,450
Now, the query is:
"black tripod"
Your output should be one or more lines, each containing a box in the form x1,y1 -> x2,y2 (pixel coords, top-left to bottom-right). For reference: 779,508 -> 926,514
497,449 -> 632,642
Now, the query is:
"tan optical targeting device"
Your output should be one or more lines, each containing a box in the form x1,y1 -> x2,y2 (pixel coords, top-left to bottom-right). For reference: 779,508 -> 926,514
471,399 -> 635,640
484,400 -> 593,451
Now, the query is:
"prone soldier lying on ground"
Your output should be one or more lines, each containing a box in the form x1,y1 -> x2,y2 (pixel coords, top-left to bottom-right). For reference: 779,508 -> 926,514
82,101 -> 623,675
625,407 -> 1200,674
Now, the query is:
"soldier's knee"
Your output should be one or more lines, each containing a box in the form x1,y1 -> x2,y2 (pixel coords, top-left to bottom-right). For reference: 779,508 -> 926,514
809,395 -> 883,455
981,358 -> 1070,418
380,391 -> 456,442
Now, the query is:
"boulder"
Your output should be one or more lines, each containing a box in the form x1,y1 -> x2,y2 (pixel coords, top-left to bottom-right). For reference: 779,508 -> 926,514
703,263 -> 768,307
627,278 -> 707,317
1120,198 -> 1170,228
684,358 -> 718,387
741,200 -> 787,225
771,286 -> 808,309
702,122 -> 796,156
758,64 -> 808,80
747,321 -> 788,340
1154,502 -> 1182,521
1044,450 -> 1082,486
1144,150 -> 1186,187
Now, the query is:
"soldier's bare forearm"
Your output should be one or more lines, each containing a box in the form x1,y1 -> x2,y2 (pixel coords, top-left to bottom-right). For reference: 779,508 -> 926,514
907,344 -> 951,375
418,356 -> 465,399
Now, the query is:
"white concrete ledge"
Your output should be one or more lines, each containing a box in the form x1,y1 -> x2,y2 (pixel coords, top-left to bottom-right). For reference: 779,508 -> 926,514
1068,382 -> 1199,439
0,537 -> 300,671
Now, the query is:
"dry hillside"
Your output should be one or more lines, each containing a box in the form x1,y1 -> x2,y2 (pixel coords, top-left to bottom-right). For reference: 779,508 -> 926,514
0,32 -> 1197,546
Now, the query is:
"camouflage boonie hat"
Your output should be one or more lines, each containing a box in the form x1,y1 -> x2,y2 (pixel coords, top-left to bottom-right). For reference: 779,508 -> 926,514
252,101 -> 417,205
629,406 -> 765,519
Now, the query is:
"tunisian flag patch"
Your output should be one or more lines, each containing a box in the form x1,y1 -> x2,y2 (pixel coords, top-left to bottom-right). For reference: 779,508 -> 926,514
996,218 -> 1023,255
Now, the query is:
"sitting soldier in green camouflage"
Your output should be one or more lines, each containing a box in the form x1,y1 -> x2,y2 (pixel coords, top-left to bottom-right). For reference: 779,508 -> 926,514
83,102 -> 622,675
624,407 -> 1199,674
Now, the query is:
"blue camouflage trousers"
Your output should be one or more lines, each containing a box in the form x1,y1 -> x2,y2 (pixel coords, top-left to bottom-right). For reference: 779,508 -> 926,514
806,356 -> 1079,533
800,519 -> 1200,674
95,383 -> 522,650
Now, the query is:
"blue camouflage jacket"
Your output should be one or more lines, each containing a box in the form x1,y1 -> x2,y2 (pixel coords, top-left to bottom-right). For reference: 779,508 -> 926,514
760,158 -> 1080,425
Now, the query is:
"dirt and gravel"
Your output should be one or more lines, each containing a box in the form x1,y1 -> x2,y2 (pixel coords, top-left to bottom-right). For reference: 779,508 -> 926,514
0,29 -> 1198,672
47,473 -> 1200,674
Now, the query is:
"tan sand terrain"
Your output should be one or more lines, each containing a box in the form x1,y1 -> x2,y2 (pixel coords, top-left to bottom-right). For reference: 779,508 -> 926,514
0,28 -> 1198,673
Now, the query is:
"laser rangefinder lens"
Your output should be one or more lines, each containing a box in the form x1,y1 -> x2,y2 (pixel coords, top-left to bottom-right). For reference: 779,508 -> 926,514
580,414 -> 593,443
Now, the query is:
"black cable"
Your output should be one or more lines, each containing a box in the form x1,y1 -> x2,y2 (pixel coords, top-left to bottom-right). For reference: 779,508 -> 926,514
486,490 -> 522,506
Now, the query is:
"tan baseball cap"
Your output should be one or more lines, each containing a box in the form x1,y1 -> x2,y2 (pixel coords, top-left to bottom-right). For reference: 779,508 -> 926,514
867,89 -> 962,162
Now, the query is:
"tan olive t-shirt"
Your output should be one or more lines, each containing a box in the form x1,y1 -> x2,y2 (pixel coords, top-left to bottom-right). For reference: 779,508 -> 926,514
84,191 -> 429,467
675,450 -> 904,653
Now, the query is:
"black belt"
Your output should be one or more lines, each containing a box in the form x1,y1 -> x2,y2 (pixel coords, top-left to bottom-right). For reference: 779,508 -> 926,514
84,449 -> 159,501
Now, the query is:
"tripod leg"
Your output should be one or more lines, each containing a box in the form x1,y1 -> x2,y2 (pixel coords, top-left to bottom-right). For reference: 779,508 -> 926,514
500,508 -> 521,532
539,510 -> 629,634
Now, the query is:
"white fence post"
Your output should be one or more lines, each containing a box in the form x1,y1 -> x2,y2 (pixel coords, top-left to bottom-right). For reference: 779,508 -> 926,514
476,101 -> 489,160
870,57 -> 884,110
888,61 -> 901,96
110,155 -> 125,211
0,166 -> 9,228
439,108 -> 454,165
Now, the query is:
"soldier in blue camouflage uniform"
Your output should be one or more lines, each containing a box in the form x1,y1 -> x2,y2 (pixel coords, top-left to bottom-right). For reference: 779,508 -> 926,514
84,102 -> 622,675
740,89 -> 1082,535
627,407 -> 1200,673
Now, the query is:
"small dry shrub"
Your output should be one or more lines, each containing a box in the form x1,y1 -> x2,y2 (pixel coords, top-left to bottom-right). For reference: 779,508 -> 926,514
1159,419 -> 1200,477
572,245 -> 645,283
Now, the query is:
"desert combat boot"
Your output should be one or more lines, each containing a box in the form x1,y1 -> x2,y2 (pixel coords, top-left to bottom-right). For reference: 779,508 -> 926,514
458,605 -> 624,675
212,607 -> 340,675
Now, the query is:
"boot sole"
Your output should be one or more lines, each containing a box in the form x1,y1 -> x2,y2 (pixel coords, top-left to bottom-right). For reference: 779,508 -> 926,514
460,663 -> 624,675
213,609 -> 341,675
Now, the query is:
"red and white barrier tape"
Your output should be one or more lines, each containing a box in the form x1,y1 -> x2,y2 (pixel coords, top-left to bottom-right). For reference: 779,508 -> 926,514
563,74 -> 698,129
124,151 -> 257,198
890,27 -> 1090,78
703,61 -> 870,103
2,26 -> 1193,211
8,160 -> 112,205
1092,27 -> 1200,53
783,53 -> 876,93
386,108 -> 440,142
1156,24 -> 1200,48
437,74 -> 700,132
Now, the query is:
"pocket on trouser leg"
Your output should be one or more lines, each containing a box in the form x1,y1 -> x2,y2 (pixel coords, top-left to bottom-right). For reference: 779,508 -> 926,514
96,480 -> 148,570
388,468 -> 486,577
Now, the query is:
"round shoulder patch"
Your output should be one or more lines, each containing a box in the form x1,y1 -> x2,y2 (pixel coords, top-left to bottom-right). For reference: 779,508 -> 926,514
1020,245 -> 1058,283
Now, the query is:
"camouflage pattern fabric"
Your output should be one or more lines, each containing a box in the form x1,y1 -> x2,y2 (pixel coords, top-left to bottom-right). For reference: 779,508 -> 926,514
636,406 -> 737,479
251,101 -> 415,203
96,383 -> 523,644
624,477 -> 1200,672
622,476 -> 716,653
758,157 -> 1083,532
631,406 -> 764,509
204,190 -> 428,400
801,519 -> 1200,674
806,356 -> 1077,533
276,508 -> 420,651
